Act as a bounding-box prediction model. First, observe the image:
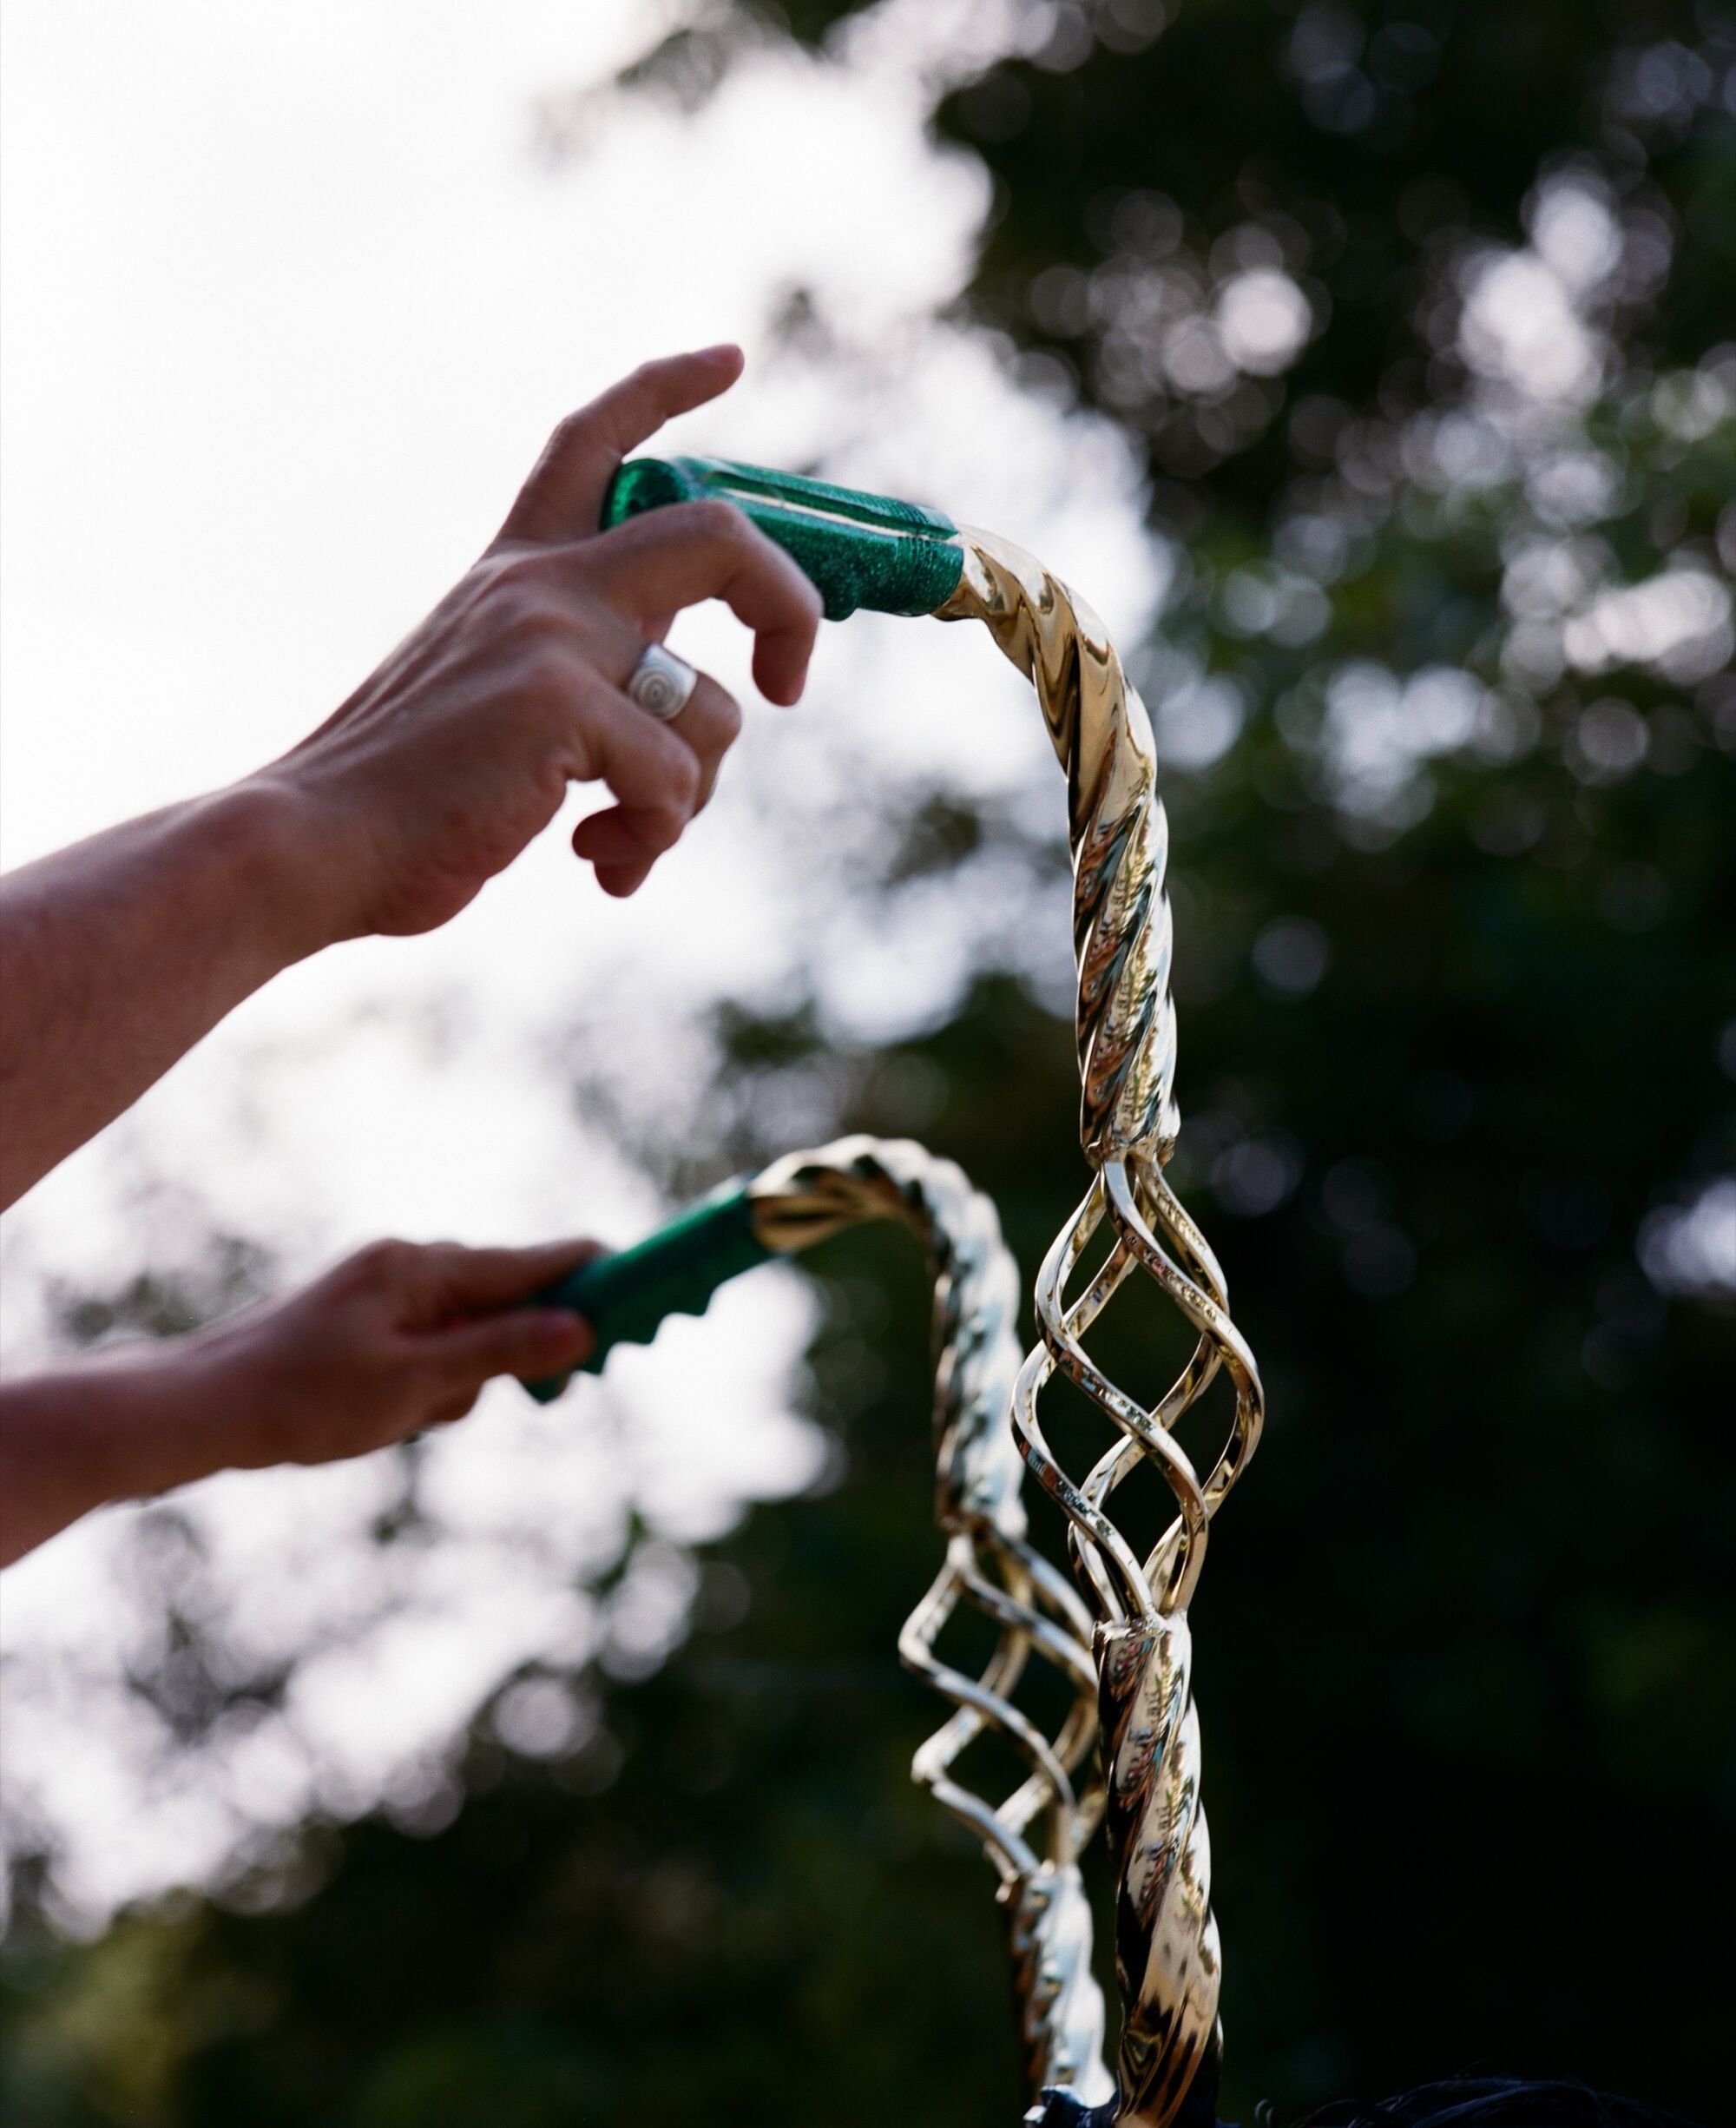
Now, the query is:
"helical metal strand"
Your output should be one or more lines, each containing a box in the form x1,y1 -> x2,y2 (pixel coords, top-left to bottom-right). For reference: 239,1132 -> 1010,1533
938,537 -> 1267,2128
748,1135 -> 1115,2107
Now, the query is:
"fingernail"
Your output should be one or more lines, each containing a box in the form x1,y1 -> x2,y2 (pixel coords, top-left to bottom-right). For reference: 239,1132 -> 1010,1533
694,341 -> 741,362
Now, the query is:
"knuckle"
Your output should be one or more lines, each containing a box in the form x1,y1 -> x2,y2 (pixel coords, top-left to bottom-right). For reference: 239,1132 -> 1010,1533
664,744 -> 702,809
739,531 -> 820,620
687,496 -> 748,545
489,561 -> 556,629
700,682 -> 743,745
737,511 -> 799,568
497,546 -> 562,602
629,797 -> 688,853
765,544 -> 824,618
575,604 -> 641,669
493,541 -> 539,582
625,355 -> 676,404
515,642 -> 575,711
548,406 -> 593,455
356,1237 -> 416,1281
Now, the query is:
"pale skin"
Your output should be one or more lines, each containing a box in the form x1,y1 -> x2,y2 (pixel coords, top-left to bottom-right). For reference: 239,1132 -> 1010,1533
0,345 -> 823,1569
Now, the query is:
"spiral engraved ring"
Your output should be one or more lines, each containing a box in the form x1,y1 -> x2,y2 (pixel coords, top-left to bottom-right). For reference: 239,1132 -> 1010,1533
626,640 -> 699,720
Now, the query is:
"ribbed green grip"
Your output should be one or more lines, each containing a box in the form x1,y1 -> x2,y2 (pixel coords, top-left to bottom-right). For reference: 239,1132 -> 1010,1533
520,1183 -> 774,1403
602,455 -> 965,621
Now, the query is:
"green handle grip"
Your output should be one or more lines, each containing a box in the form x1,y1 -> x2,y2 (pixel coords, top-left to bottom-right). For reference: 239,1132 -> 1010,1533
602,455 -> 965,622
520,1182 -> 774,1403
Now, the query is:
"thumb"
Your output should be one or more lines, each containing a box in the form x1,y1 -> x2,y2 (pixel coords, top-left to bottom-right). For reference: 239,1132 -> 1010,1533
427,1306 -> 594,1385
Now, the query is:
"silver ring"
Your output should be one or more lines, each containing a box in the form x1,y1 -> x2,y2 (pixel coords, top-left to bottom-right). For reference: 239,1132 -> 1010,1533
625,642 -> 698,721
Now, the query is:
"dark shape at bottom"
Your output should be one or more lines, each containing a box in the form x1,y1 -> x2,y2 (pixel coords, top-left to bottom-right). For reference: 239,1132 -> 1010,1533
1298,2077 -> 1708,2128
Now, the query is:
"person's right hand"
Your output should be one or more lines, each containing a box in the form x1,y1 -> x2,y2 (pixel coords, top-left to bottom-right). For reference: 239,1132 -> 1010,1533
0,1235 -> 606,1566
190,1235 -> 603,1471
253,344 -> 823,939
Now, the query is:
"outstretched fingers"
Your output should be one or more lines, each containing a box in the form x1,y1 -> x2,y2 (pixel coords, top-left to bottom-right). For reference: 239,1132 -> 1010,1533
497,346 -> 745,547
486,349 -> 824,893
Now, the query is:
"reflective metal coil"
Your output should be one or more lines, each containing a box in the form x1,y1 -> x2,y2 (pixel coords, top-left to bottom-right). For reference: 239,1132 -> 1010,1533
940,536 -> 1267,2127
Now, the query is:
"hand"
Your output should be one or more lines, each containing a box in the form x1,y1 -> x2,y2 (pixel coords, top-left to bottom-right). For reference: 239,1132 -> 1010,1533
0,1237 -> 602,1565
255,345 -> 824,936
195,1236 -> 601,1470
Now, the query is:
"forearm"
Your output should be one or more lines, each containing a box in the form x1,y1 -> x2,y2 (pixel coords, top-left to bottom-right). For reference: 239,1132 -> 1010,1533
0,1339 -> 236,1567
0,781 -> 326,1209
0,1237 -> 595,1567
0,355 -> 817,1217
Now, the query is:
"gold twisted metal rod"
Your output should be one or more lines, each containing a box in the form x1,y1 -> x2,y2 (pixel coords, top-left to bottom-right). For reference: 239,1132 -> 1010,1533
934,535 -> 1267,2128
585,526 -> 1263,2122
747,1135 -> 1116,2108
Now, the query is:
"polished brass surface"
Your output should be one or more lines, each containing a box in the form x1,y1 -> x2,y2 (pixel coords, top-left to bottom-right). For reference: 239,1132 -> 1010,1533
940,534 -> 1178,1168
747,1136 -> 1115,2106
937,536 -> 1267,2126
635,528 -> 1262,2124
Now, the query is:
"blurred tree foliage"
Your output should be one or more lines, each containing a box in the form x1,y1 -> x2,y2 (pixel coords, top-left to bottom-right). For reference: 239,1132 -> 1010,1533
4,2 -> 1733,2123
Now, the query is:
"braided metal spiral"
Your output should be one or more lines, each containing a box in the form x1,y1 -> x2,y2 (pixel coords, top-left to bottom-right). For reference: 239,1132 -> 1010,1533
686,535 -> 1264,2123
937,535 -> 1267,2127
748,1135 -> 1115,2105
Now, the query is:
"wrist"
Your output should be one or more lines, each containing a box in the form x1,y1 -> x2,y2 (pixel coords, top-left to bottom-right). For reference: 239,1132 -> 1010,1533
69,1337 -> 238,1505
196,778 -> 345,965
0,1337 -> 237,1565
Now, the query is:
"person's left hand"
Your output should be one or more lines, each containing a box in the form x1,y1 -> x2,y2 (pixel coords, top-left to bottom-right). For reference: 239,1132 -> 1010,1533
252,344 -> 824,943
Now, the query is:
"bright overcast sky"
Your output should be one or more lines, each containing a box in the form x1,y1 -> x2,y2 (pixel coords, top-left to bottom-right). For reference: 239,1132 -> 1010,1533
0,0 -> 1163,1918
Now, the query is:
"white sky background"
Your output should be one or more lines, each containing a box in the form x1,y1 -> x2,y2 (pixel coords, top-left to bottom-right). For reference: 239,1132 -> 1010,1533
0,0 -> 1161,1920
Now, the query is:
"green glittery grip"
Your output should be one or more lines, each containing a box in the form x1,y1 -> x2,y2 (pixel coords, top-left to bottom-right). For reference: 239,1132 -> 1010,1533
602,455 -> 964,621
519,1183 -> 774,1403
